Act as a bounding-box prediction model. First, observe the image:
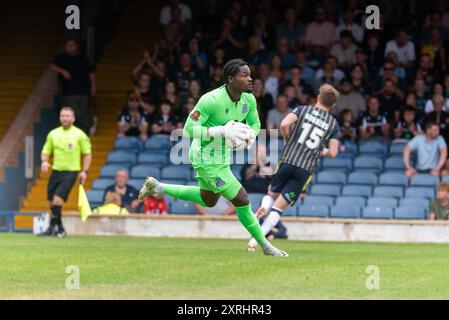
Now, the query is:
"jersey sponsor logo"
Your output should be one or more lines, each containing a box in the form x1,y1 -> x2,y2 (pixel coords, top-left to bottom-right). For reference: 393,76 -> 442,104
190,111 -> 200,121
242,104 -> 248,114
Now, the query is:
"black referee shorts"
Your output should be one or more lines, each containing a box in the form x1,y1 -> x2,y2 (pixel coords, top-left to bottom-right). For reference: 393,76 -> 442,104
47,170 -> 78,201
270,163 -> 312,206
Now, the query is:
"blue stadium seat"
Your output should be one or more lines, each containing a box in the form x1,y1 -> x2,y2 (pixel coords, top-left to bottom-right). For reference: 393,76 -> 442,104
171,200 -> 196,214
335,196 -> 366,207
367,197 -> 398,208
394,206 -> 426,220
303,195 -> 334,206
165,197 -> 177,212
115,137 -> 142,150
384,157 -> 405,171
92,178 -> 114,190
342,141 -> 358,155
359,141 -> 388,156
231,165 -> 244,180
362,207 -> 394,219
353,156 -> 383,172
399,198 -> 429,210
100,165 -> 129,178
317,171 -> 347,184
389,142 -> 407,155
248,193 -> 265,210
130,165 -> 161,179
107,151 -> 136,164
321,158 -> 352,171
298,205 -> 329,218
330,205 -> 361,219
87,190 -> 104,204
410,174 -> 440,187
378,172 -> 408,187
137,152 -> 168,165
145,134 -> 173,150
310,184 -> 341,197
404,187 -> 435,200
347,172 -> 378,186
186,180 -> 198,186
336,152 -> 356,159
283,206 -> 297,216
342,185 -> 372,197
442,175 -> 449,183
128,179 -> 143,191
161,165 -> 192,180
373,186 -> 404,198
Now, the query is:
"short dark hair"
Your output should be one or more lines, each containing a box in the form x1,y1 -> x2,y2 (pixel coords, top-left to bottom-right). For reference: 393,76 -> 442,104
223,59 -> 249,84
426,121 -> 439,131
340,30 -> 353,39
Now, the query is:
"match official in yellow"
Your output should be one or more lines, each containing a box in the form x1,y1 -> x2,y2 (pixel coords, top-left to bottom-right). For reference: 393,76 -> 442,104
40,106 -> 92,237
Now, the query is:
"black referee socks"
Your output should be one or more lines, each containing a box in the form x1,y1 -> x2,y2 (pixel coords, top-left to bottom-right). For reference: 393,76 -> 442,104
51,205 -> 62,227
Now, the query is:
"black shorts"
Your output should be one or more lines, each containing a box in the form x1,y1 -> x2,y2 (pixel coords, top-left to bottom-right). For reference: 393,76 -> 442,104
270,163 -> 312,206
47,170 -> 78,201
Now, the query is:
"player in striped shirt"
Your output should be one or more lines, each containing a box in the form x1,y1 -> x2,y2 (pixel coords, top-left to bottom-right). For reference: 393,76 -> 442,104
248,84 -> 341,251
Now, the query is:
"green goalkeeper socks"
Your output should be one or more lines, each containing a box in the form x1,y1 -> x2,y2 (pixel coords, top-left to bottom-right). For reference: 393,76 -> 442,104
163,184 -> 207,207
235,203 -> 266,245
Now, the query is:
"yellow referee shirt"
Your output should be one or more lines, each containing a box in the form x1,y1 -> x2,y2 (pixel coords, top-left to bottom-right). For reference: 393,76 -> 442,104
42,125 -> 91,171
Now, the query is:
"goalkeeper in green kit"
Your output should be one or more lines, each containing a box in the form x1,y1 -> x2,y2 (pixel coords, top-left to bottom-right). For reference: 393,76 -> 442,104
139,59 -> 287,256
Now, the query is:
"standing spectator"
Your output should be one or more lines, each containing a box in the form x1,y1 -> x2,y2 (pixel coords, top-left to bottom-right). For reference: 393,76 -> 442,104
144,194 -> 168,215
305,6 -> 336,53
334,78 -> 366,119
257,63 -> 279,100
358,96 -> 390,141
330,30 -> 357,71
283,65 -> 314,105
241,145 -> 273,194
384,30 -> 416,69
377,78 -> 403,123
248,10 -> 276,51
403,122 -> 448,177
338,109 -> 357,143
394,106 -> 423,141
134,71 -> 159,113
160,0 -> 192,26
276,7 -> 305,48
151,100 -> 180,135
245,35 -> 269,66
210,16 -> 246,58
428,183 -> 449,220
103,169 -> 141,213
187,36 -> 208,71
421,12 -> 449,44
117,92 -> 148,141
335,9 -> 364,43
252,78 -> 273,129
171,52 -> 202,100
267,94 -> 291,131
40,107 -> 92,237
49,38 -> 96,134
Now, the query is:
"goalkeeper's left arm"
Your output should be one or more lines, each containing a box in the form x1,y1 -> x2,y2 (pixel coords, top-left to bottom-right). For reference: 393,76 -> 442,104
243,95 -> 261,148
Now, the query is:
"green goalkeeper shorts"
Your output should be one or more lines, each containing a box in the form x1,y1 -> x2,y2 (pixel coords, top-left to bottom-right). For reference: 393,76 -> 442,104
192,164 -> 242,200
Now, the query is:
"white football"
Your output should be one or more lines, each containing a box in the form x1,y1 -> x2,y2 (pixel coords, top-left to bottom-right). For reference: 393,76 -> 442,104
225,135 -> 248,151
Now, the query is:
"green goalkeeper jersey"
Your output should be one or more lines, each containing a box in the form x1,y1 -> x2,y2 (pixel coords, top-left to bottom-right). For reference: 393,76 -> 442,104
183,85 -> 260,166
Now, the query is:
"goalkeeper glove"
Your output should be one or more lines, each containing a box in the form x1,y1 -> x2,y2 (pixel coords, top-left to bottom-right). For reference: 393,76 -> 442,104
207,121 -> 249,141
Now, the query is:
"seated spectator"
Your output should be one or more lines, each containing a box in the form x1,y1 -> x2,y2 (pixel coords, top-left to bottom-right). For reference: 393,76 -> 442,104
161,81 -> 181,114
338,109 -> 357,143
403,122 -> 448,177
103,169 -> 141,212
134,71 -> 159,113
425,85 -> 449,113
274,37 -> 295,70
160,0 -> 192,26
358,96 -> 390,141
117,92 -> 148,141
334,78 -> 366,119
252,78 -> 273,129
210,16 -> 246,58
394,106 -> 423,141
269,53 -> 286,84
377,78 -> 403,122
257,63 -> 279,100
428,183 -> 449,220
93,191 -> 129,215
194,196 -> 235,216
416,53 -> 437,85
350,63 -> 370,97
245,34 -> 269,67
206,65 -> 224,91
384,29 -> 416,69
241,145 -> 273,194
363,32 -> 384,82
293,49 -> 316,84
144,194 -> 168,215
180,96 -> 196,123
267,94 -> 292,131
170,52 -> 202,99
424,95 -> 449,145
151,100 -> 181,135
283,65 -> 314,105
330,30 -> 357,71
421,12 -> 449,44
374,59 -> 406,93
335,9 -> 364,43
414,78 -> 431,113
187,79 -> 202,102
282,84 -> 301,109
276,7 -> 305,48
305,6 -> 336,54
314,56 -> 344,90
248,10 -> 276,51
186,36 -> 208,71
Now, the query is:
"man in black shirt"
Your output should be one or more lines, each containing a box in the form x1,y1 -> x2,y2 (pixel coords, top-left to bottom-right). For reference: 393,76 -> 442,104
103,169 -> 141,213
50,38 -> 96,134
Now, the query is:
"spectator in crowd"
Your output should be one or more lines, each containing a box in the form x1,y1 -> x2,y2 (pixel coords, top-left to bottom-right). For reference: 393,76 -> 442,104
283,65 -> 314,105
293,49 -> 316,84
241,144 -> 273,194
93,191 -> 129,215
245,34 -> 269,66
249,10 -> 276,51
252,78 -> 273,128
267,94 -> 291,131
257,63 -> 279,100
49,38 -> 96,134
194,196 -> 235,216
415,53 -> 437,85
377,78 -> 403,122
423,0 -> 449,30
334,78 -> 366,119
428,183 -> 449,220
144,194 -> 168,215
211,16 -> 246,57
384,29 -> 416,69
276,7 -> 305,48
103,169 -> 141,213
187,79 -> 202,102
274,37 -> 295,70
187,36 -> 208,71
330,30 -> 357,71
421,12 -> 449,44
206,65 -> 224,90
350,63 -> 370,97
314,55 -> 345,90
403,122 -> 448,177
269,54 -> 286,84
394,106 -> 423,141
424,95 -> 449,144
117,92 -> 148,141
305,6 -> 336,53
151,100 -> 181,135
335,9 -> 364,43
338,109 -> 357,143
180,96 -> 196,123
358,96 -> 390,141
414,78 -> 430,113
160,0 -> 192,26
425,85 -> 449,113
161,81 -> 181,114
134,71 -> 159,113
374,59 -> 406,93
363,32 -> 385,82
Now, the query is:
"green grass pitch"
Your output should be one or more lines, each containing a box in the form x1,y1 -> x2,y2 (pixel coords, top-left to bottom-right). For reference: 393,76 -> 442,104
2,233 -> 449,299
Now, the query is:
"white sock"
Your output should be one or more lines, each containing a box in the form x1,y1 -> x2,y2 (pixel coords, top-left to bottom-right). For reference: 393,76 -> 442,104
154,183 -> 164,193
261,208 -> 282,235
261,195 -> 274,212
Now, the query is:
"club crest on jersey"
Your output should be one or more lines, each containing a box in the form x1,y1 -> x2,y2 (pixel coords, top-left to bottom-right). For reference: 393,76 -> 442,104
190,111 -> 200,121
242,104 -> 248,114
68,143 -> 73,150
214,178 -> 225,188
